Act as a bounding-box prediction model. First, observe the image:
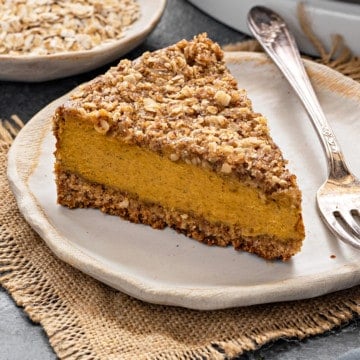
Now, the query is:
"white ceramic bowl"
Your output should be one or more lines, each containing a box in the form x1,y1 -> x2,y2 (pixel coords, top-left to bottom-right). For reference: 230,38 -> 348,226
0,0 -> 166,82
188,0 -> 360,57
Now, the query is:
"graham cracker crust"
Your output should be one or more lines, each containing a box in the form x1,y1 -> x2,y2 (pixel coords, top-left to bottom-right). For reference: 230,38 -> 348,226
56,170 -> 303,260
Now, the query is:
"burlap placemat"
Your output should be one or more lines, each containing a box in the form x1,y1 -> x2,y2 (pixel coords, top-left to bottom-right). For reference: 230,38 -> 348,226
1,8 -> 360,360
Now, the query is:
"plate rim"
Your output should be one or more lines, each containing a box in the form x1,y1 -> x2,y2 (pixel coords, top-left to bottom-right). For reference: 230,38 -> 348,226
7,51 -> 360,310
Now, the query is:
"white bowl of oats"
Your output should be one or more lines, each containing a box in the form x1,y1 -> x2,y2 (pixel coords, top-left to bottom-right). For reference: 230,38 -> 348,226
0,0 -> 166,82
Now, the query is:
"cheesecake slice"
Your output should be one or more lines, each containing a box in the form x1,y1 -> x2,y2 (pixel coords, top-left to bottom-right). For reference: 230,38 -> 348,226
53,33 -> 305,260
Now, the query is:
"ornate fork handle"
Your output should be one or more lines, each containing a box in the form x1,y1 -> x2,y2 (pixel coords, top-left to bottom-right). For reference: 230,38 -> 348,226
247,6 -> 352,181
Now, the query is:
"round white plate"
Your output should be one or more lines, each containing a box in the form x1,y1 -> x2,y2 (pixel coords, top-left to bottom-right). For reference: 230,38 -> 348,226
0,0 -> 166,82
188,0 -> 360,57
7,52 -> 360,310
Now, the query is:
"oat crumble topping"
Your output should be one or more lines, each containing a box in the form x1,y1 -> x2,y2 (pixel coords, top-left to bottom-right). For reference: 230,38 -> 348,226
61,33 -> 298,194
0,0 -> 140,55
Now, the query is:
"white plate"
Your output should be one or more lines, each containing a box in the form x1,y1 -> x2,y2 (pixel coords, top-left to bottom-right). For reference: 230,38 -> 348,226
0,0 -> 166,82
7,52 -> 360,310
188,0 -> 360,57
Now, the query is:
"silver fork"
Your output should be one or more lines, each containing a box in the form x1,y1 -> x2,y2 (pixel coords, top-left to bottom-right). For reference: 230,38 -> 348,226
247,6 -> 360,249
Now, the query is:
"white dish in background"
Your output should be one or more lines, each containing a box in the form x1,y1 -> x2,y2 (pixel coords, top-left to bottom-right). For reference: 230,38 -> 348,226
0,0 -> 166,82
7,52 -> 360,310
188,0 -> 360,57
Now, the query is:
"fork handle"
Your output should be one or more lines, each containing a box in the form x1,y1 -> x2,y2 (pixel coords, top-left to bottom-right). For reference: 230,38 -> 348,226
247,6 -> 351,180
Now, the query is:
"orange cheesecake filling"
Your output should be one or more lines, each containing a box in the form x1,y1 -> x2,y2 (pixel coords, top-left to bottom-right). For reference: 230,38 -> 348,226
57,115 -> 303,241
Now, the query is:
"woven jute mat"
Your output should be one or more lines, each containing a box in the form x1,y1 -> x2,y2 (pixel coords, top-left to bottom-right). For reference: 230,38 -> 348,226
1,10 -> 360,360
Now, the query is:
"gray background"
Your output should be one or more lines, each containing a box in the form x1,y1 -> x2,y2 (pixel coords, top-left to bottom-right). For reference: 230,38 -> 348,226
0,0 -> 359,359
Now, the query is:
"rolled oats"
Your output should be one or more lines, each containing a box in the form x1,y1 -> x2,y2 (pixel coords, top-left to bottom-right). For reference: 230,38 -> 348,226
214,90 -> 231,107
0,0 -> 140,55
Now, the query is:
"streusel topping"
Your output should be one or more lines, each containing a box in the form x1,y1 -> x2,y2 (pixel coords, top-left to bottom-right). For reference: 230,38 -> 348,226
64,33 -> 297,194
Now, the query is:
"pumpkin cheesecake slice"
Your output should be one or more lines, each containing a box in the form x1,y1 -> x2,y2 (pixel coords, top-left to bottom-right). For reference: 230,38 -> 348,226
53,33 -> 305,260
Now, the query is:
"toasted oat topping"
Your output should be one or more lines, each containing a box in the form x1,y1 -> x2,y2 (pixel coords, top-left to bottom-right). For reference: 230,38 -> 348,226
64,33 -> 297,194
0,0 -> 139,55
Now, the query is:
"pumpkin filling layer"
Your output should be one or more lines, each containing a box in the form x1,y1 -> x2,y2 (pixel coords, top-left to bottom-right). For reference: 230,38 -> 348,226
58,115 -> 302,242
